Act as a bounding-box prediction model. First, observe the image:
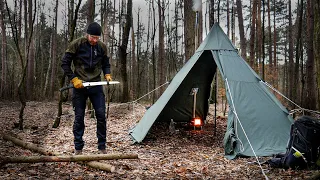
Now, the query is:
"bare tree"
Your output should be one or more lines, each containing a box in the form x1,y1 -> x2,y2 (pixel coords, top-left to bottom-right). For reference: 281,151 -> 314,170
87,0 -> 95,24
158,0 -> 165,94
288,0 -> 294,102
43,21 -> 52,98
184,0 -> 195,61
0,0 -> 7,98
135,7 -> 142,98
273,0 -> 277,87
231,1 -> 235,43
249,0 -> 257,67
267,0 -> 272,83
26,0 -> 35,99
53,0 -> 83,128
236,0 -> 246,59
131,15 -> 136,99
262,0 -> 265,80
49,0 -> 59,98
305,0 -> 316,110
315,0 -> 320,109
227,0 -> 230,37
257,0 -> 261,74
5,0 -> 36,130
118,0 -> 132,102
294,0 -> 303,105
209,0 -> 214,26
217,0 -> 221,22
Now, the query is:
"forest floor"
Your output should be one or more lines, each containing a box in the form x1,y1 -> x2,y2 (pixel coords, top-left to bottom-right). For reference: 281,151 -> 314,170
0,101 -> 319,179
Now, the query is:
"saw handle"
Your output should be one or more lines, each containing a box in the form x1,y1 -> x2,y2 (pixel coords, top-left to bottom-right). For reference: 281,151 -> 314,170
59,84 -> 74,92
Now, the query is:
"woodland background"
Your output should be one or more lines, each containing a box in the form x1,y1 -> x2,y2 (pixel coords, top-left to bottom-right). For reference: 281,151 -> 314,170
0,0 -> 320,126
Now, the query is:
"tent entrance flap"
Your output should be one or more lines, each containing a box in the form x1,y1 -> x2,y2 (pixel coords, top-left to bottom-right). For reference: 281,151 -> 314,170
156,50 -> 216,123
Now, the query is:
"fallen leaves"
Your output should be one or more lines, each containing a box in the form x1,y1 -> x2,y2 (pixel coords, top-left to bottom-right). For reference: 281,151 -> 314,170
0,101 -> 317,179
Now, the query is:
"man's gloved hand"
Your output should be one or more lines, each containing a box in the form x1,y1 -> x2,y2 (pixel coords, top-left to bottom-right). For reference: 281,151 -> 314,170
105,74 -> 112,81
71,77 -> 84,89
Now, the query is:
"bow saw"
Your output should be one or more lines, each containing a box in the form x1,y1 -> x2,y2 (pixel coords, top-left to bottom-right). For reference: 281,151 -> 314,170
59,81 -> 120,92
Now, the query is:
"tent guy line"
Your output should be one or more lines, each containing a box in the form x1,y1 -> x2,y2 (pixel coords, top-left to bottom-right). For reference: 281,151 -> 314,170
262,81 -> 320,115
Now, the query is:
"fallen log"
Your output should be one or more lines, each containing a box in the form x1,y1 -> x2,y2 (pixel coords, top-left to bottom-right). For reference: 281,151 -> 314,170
3,134 -> 138,172
1,153 -> 138,164
3,134 -> 58,156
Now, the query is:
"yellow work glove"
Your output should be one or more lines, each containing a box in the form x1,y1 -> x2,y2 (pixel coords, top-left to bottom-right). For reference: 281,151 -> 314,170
105,74 -> 112,81
71,77 -> 84,89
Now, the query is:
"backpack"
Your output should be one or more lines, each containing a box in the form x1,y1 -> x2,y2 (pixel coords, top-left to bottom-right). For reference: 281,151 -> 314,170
268,116 -> 320,169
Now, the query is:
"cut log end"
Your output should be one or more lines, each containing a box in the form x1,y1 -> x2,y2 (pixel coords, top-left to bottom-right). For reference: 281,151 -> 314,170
110,166 -> 116,172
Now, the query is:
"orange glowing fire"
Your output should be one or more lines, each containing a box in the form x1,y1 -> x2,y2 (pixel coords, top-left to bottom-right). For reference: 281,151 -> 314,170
193,118 -> 202,126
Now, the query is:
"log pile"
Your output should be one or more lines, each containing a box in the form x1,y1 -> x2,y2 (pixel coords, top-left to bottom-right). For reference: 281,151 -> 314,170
2,135 -> 138,172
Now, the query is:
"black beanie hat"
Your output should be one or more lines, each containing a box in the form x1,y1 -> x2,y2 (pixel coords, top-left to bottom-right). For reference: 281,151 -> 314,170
87,22 -> 102,36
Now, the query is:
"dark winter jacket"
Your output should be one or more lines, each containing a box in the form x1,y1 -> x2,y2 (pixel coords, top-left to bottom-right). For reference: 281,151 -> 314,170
61,36 -> 110,82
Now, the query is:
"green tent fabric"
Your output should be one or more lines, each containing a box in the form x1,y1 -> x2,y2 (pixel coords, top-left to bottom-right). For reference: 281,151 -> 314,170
129,23 -> 293,159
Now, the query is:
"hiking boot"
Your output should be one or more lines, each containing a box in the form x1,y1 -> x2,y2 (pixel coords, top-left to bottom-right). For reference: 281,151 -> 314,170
74,150 -> 82,155
99,149 -> 107,154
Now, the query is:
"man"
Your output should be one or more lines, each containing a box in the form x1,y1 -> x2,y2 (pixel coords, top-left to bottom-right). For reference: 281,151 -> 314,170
61,22 -> 112,155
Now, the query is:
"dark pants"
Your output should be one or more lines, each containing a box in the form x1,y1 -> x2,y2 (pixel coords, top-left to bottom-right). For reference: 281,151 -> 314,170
72,86 -> 106,150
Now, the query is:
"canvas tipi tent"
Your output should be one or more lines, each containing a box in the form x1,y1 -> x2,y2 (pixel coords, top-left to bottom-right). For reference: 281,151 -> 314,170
129,23 -> 293,159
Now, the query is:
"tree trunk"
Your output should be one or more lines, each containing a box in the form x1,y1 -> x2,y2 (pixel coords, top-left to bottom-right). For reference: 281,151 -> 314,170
262,0 -> 265,80
267,0 -> 272,84
18,0 -> 22,40
273,0 -> 277,88
305,0 -> 316,110
87,0 -> 95,24
101,0 -> 108,43
136,8 -> 142,98
119,0 -> 132,102
217,0 -> 221,22
158,0 -> 165,94
131,19 -> 136,99
49,0 -> 59,99
231,1 -> 235,43
249,0 -> 257,67
145,1 -> 152,101
288,0 -> 294,103
257,0 -> 262,73
0,0 -> 7,98
198,4 -> 203,46
227,0 -> 230,37
43,32 -> 52,97
315,0 -> 320,109
209,0 -> 214,27
294,0 -> 303,106
5,0 -> 35,130
23,0 -> 28,100
283,43 -> 287,97
300,45 -> 305,105
236,0 -> 246,59
184,0 -> 195,61
26,0 -> 34,100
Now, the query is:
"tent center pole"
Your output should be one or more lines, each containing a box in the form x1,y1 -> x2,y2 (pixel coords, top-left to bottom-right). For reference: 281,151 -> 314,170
193,89 -> 198,118
214,71 -> 218,136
